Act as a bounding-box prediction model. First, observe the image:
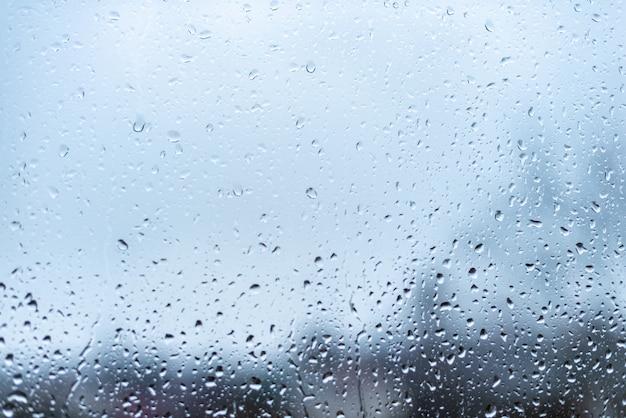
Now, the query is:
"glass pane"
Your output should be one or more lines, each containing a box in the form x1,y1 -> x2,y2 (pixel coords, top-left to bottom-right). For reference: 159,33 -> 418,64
1,1 -> 625,417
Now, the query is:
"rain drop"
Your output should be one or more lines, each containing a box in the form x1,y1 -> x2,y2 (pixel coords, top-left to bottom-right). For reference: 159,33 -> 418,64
322,371 -> 333,383
485,403 -> 497,417
167,130 -> 181,143
306,187 -> 317,199
117,239 -> 129,251
133,115 -> 146,132
484,19 -> 495,32
58,144 -> 69,157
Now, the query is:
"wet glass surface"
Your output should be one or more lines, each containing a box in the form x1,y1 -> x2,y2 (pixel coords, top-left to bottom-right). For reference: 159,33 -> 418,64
1,1 -> 625,417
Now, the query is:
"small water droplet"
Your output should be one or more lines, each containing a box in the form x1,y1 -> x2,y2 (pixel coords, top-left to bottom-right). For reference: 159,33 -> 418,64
167,130 -> 181,143
306,187 -> 317,199
249,376 -> 262,390
484,19 -> 495,32
306,61 -> 316,73
233,184 -> 243,196
117,239 -> 128,251
295,118 -> 305,129
48,186 -> 59,199
133,115 -> 146,132
494,210 -> 503,221
58,145 -> 69,157
205,123 -> 214,133
591,201 -> 601,213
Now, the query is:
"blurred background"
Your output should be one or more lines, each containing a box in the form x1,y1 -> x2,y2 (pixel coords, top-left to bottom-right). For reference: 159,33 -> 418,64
1,0 -> 625,416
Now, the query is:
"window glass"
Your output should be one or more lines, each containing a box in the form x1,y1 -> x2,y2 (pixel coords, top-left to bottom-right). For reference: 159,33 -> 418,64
1,1 -> 625,417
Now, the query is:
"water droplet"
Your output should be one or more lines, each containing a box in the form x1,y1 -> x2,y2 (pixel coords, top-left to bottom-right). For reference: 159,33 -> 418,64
249,376 -> 262,390
248,69 -> 259,80
322,371 -> 333,383
117,239 -> 128,251
591,201 -> 601,213
484,19 -> 495,32
233,184 -> 243,196
47,186 -> 59,199
167,130 -> 181,143
306,187 -> 317,199
199,30 -> 212,39
494,210 -> 503,221
6,391 -> 27,405
446,6 -> 455,15
205,123 -> 214,133
306,61 -> 316,73
295,118 -> 305,129
58,144 -> 69,157
133,115 -> 146,132
2,403 -> 14,418
468,267 -> 477,279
